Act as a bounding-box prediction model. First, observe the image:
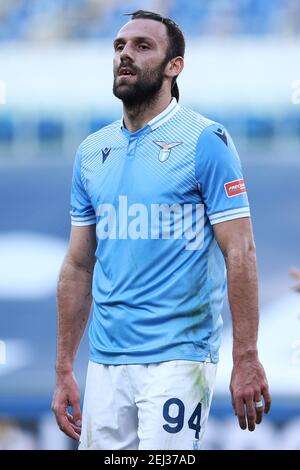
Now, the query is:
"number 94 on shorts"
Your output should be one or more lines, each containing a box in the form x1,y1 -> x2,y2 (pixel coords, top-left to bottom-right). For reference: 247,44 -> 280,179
79,360 -> 217,450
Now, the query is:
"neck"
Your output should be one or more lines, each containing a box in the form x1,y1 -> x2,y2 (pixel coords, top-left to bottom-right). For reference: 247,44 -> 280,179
123,91 -> 173,132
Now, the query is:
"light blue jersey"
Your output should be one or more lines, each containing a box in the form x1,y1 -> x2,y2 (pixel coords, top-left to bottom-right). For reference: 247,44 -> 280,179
70,99 -> 250,364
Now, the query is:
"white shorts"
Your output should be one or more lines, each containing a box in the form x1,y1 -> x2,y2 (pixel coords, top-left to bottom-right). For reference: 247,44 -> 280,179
79,360 -> 217,451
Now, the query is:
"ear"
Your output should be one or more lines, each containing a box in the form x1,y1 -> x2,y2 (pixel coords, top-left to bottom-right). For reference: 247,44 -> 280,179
165,56 -> 184,80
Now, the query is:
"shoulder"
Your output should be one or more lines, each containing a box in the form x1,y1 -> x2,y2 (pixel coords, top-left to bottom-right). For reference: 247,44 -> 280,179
79,120 -> 121,155
176,106 -> 233,156
177,106 -> 223,136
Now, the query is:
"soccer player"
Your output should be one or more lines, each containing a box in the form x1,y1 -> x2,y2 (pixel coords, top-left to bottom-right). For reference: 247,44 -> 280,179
52,10 -> 271,450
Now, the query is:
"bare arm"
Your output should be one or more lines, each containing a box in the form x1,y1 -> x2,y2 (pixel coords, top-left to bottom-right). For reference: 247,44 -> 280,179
52,224 -> 96,441
214,217 -> 271,431
215,217 -> 259,358
56,225 -> 96,372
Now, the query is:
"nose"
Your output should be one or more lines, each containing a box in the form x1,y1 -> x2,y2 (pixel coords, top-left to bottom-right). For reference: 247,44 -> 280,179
120,42 -> 134,62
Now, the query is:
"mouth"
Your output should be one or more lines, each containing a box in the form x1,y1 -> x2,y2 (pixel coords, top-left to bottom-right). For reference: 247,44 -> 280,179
118,67 -> 136,78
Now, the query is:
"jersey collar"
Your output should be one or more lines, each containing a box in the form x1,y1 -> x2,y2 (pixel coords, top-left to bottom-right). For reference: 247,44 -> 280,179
120,98 -> 180,135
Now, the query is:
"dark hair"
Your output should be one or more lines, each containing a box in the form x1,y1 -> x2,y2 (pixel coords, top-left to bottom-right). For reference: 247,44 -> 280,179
124,10 -> 185,101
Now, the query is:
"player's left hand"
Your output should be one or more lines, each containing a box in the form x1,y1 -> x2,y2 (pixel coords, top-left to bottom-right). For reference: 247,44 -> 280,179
230,355 -> 271,431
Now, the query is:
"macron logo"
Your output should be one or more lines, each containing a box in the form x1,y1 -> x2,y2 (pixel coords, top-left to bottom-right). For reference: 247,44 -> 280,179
225,179 -> 246,197
102,147 -> 111,163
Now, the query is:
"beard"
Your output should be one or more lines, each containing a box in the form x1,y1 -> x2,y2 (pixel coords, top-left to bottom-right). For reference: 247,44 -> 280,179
113,59 -> 168,107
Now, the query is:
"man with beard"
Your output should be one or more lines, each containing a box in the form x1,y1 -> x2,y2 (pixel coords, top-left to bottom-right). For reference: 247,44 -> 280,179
52,10 -> 271,450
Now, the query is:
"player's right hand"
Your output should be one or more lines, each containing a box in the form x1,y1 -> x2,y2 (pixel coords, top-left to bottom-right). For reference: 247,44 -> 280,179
52,371 -> 82,441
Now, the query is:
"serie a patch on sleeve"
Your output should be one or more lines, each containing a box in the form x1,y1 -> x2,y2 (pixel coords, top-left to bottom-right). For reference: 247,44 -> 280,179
224,179 -> 246,197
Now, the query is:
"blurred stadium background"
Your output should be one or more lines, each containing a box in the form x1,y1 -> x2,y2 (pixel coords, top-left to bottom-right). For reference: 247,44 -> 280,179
0,0 -> 300,450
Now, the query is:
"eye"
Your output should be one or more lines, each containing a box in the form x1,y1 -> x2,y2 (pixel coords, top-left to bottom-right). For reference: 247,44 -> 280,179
115,43 -> 124,52
138,44 -> 150,50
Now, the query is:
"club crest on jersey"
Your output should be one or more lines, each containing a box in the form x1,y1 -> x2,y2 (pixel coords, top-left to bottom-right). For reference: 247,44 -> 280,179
153,140 -> 182,163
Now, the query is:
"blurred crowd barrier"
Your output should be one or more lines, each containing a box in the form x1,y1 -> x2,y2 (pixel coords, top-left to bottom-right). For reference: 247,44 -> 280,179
1,0 -> 300,42
0,40 -> 299,161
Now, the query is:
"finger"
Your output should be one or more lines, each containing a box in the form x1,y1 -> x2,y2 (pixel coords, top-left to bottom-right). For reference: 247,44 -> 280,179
59,415 -> 81,441
262,386 -> 272,414
245,398 -> 256,431
255,408 -> 263,425
54,410 -> 81,441
234,397 -> 247,430
66,412 -> 81,426
72,400 -> 82,428
66,412 -> 75,423
66,414 -> 81,432
254,392 -> 264,424
70,423 -> 82,434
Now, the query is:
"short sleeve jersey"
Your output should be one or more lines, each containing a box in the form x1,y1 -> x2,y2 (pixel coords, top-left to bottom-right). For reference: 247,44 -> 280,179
70,99 -> 250,364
